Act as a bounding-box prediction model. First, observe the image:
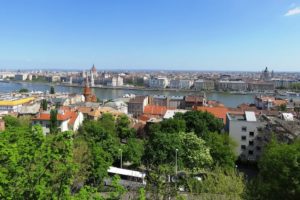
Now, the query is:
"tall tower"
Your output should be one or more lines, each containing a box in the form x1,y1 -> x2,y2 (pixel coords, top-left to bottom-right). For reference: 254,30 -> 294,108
83,71 -> 97,102
91,64 -> 97,75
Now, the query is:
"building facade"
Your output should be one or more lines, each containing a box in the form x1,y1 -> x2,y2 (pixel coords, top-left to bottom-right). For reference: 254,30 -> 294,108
149,77 -> 169,88
226,111 -> 265,161
194,79 -> 215,90
128,96 -> 149,118
169,79 -> 193,90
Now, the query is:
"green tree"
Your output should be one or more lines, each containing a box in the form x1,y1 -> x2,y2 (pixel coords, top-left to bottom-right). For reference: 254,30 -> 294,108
19,88 -> 29,93
98,113 -> 116,136
72,186 -> 104,200
138,187 -> 146,200
144,131 -> 212,171
123,138 -> 144,167
50,109 -> 58,133
2,115 -> 21,128
41,99 -> 48,111
175,111 -> 223,137
279,103 -> 287,111
143,131 -> 182,167
50,86 -> 55,94
203,132 -> 236,169
247,140 -> 300,200
72,137 -> 92,191
108,175 -> 127,200
179,132 -> 213,171
186,167 -> 245,200
116,115 -> 135,139
0,124 -> 76,199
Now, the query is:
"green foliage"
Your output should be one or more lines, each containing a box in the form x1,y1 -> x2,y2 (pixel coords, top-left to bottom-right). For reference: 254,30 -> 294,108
203,132 -> 237,169
144,131 -> 182,167
50,109 -> 58,133
0,124 -> 76,199
179,132 -> 213,171
247,140 -> 300,200
290,82 -> 300,91
50,86 -> 55,94
279,103 -> 287,111
72,186 -> 104,200
138,187 -> 146,200
76,120 -> 116,186
2,115 -> 21,128
116,115 -> 135,139
98,113 -> 116,136
146,165 -> 177,199
174,111 -> 223,137
186,167 -> 245,200
108,175 -> 127,200
122,138 -> 144,166
144,131 -> 212,171
19,88 -> 29,93
41,99 -> 48,111
72,137 -> 92,191
149,118 -> 186,134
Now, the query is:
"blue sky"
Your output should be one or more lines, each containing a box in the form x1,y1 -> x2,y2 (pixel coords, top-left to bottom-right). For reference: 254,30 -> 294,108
0,0 -> 300,71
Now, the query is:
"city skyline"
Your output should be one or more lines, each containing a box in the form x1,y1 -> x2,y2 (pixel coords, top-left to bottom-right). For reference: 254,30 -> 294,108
1,0 -> 300,71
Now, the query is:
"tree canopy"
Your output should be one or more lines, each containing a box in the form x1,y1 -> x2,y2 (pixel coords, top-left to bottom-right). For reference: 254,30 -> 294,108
247,140 -> 300,200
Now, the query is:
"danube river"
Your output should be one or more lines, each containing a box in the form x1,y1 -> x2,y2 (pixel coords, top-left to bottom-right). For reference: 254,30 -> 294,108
0,81 -> 256,108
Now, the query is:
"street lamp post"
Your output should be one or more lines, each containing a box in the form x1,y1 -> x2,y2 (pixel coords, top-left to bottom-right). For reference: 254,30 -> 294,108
175,149 -> 178,175
119,148 -> 123,168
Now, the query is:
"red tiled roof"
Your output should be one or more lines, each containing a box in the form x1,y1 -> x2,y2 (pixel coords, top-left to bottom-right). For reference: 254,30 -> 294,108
139,114 -> 150,122
68,112 -> 78,125
32,108 -> 78,124
194,106 -> 229,124
185,96 -> 204,103
144,105 -> 168,116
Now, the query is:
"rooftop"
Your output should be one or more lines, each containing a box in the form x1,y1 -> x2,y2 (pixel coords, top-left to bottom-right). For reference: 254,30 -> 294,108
0,97 -> 35,106
194,106 -> 229,123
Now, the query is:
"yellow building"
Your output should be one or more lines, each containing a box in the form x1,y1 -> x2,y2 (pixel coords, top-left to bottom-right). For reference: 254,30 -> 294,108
0,97 -> 35,112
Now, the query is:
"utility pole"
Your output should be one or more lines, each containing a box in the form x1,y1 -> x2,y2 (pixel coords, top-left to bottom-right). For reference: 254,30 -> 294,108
175,148 -> 178,175
119,148 -> 123,168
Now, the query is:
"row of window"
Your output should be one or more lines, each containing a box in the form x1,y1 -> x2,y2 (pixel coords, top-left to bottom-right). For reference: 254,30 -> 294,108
241,145 -> 261,151
241,131 -> 255,140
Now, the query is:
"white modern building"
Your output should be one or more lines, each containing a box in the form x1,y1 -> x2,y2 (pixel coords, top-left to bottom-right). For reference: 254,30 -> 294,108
108,76 -> 124,87
169,79 -> 193,89
226,111 -> 265,161
149,77 -> 169,88
15,73 -> 28,81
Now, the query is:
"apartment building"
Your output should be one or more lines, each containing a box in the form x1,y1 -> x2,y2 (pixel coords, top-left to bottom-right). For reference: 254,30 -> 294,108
15,73 -> 28,81
169,79 -> 193,90
217,80 -> 247,91
194,79 -> 215,90
149,77 -> 169,88
226,111 -> 265,161
128,96 -> 149,118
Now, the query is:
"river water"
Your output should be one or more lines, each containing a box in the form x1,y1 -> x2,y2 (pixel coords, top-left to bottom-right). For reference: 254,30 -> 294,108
0,82 -> 255,108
